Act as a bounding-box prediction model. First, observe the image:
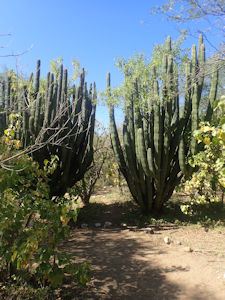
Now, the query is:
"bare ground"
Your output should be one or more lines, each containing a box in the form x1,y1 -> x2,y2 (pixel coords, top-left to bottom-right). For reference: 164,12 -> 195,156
59,188 -> 225,300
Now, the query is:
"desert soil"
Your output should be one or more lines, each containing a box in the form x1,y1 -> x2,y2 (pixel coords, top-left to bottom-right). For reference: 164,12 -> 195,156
60,189 -> 225,300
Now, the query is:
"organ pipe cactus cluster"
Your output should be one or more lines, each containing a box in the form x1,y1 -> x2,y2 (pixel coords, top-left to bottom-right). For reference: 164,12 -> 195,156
0,60 -> 96,197
108,35 -> 218,213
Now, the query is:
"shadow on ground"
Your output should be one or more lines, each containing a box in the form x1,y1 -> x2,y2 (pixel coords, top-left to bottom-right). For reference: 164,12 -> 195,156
59,228 -> 219,300
76,199 -> 225,228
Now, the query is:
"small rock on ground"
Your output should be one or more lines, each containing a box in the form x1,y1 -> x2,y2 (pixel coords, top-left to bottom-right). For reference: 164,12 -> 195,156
81,223 -> 88,229
164,236 -> 171,244
145,227 -> 154,234
104,221 -> 112,227
184,246 -> 193,252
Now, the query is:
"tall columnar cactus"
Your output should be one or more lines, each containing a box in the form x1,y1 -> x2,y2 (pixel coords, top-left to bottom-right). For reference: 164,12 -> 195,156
0,60 -> 96,198
108,35 -> 218,213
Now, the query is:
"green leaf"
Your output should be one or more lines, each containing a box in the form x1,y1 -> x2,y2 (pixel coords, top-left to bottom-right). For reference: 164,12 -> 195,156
11,250 -> 18,262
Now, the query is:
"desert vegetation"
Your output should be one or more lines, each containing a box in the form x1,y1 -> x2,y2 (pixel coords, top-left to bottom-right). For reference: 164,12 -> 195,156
0,1 -> 224,299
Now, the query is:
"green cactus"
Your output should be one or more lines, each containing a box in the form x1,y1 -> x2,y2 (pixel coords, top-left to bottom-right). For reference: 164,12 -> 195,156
0,60 -> 96,198
34,59 -> 40,99
108,35 -> 218,213
0,80 -> 6,130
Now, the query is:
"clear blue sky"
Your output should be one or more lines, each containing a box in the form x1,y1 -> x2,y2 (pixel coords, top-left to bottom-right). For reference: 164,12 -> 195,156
0,0 -> 221,127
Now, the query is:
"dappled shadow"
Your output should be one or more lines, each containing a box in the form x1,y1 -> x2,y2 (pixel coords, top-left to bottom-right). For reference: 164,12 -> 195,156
61,189 -> 225,299
162,265 -> 190,273
59,228 -> 220,300
76,201 -> 136,226
165,198 -> 225,226
76,195 -> 225,230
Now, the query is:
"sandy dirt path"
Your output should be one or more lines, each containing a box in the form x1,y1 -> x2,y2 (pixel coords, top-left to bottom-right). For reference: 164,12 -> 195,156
61,226 -> 225,300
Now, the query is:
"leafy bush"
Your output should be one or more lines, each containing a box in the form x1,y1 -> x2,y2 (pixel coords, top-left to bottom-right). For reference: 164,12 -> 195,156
0,114 -> 91,287
183,98 -> 225,205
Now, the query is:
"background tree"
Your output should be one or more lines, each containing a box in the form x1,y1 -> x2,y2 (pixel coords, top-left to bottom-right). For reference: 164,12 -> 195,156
72,122 -> 110,205
151,1 -> 225,127
150,0 -> 225,85
150,0 -> 225,44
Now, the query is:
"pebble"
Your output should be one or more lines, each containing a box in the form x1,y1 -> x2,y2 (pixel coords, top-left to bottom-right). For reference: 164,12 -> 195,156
121,223 -> 127,228
177,241 -> 182,245
127,226 -> 138,232
95,222 -> 101,228
145,227 -> 154,234
64,193 -> 70,200
104,221 -> 112,227
81,223 -> 88,229
184,246 -> 193,252
164,236 -> 171,244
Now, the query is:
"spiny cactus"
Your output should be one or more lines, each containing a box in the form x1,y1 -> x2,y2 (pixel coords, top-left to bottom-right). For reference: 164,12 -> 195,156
108,35 -> 218,213
0,60 -> 96,198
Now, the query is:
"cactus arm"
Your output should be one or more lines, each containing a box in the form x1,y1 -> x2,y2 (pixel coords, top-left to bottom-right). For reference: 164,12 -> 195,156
153,79 -> 162,181
34,60 -> 40,99
107,72 -> 127,177
197,35 -> 205,102
191,83 -> 199,155
109,103 -> 127,176
0,81 -> 6,132
56,64 -> 63,109
205,67 -> 219,121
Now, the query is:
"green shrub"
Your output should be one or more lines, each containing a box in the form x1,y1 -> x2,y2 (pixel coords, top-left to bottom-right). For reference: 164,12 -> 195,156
184,99 -> 225,203
0,114 -> 90,287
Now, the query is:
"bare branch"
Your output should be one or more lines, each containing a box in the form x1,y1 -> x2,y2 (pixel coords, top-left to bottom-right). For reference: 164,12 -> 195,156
0,44 -> 34,57
0,33 -> 12,37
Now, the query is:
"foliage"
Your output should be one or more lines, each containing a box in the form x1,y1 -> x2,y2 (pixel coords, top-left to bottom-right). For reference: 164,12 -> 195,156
0,280 -> 53,300
72,128 -> 109,205
102,157 -> 123,187
150,0 -> 225,40
72,58 -> 82,82
183,98 -> 225,206
151,0 -> 225,21
99,126 -> 125,189
102,34 -> 189,108
72,124 -> 124,205
2,113 -> 22,150
0,115 -> 91,288
49,56 -> 83,84
49,56 -> 63,81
